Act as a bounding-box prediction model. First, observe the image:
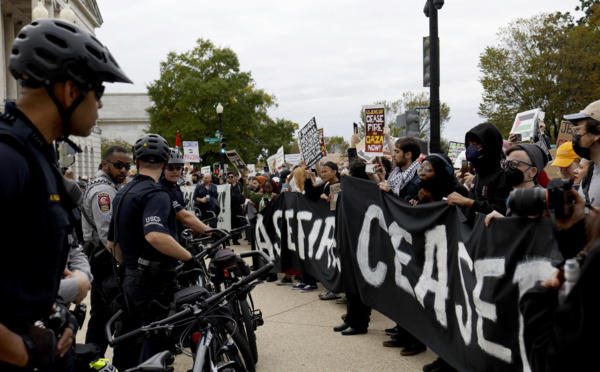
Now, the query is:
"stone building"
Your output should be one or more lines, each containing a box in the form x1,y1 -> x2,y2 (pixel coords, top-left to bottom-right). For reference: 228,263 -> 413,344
96,93 -> 152,148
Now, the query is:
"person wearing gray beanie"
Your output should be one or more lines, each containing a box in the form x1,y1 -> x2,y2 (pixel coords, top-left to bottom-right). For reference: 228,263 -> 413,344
518,143 -> 549,181
502,143 -> 549,188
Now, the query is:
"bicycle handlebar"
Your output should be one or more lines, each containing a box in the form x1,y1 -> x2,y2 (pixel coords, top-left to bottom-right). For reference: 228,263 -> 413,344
106,250 -> 275,347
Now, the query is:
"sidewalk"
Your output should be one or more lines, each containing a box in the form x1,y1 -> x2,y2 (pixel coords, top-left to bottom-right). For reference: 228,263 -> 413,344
77,239 -> 438,371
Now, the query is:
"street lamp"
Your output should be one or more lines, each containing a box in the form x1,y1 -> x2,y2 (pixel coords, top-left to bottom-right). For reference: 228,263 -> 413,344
423,0 -> 442,154
216,103 -> 224,171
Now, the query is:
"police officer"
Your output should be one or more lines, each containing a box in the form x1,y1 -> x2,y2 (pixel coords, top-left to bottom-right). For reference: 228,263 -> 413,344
81,146 -> 130,357
159,148 -> 211,240
0,19 -> 131,371
107,134 -> 199,364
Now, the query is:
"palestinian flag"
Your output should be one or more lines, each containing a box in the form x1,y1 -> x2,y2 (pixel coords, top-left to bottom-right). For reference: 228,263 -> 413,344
176,131 -> 182,153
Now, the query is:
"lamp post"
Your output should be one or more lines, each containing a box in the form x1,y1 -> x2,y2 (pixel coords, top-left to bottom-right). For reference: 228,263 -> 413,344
216,103 -> 224,172
424,0 -> 443,154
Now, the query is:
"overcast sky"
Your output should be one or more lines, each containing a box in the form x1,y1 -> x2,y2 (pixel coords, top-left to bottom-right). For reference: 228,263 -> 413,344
95,0 -> 582,144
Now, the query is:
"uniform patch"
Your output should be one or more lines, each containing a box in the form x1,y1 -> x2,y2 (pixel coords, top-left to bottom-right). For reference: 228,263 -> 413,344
98,193 -> 111,212
49,194 -> 60,202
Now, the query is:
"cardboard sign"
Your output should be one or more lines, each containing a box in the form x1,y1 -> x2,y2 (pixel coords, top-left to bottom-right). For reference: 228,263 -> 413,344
556,121 -> 574,149
275,146 -> 285,169
510,109 -> 544,142
364,105 -> 385,155
247,164 -> 256,177
318,128 -> 327,157
183,141 -> 200,163
266,154 -> 277,174
447,141 -> 465,163
225,150 -> 250,175
298,117 -> 323,166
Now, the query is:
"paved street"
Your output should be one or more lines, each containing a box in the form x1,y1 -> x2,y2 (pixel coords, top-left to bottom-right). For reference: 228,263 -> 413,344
77,239 -> 438,371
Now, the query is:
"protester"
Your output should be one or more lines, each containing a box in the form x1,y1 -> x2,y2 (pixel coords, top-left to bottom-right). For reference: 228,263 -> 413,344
194,173 -> 219,226
377,137 -> 421,198
551,142 -> 580,183
575,158 -> 592,185
408,153 -> 467,206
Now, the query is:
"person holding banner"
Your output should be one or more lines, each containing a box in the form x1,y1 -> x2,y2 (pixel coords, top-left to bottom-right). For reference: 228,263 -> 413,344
407,153 -> 467,206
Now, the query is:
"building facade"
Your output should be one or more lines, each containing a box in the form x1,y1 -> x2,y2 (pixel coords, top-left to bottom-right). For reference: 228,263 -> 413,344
96,93 -> 152,148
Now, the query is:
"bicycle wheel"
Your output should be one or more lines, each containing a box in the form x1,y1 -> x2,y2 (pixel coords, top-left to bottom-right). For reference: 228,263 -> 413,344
239,299 -> 258,364
223,320 -> 255,372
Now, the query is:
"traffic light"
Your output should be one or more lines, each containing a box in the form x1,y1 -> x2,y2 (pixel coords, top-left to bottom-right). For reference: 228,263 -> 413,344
405,110 -> 420,138
423,36 -> 431,87
220,137 -> 226,154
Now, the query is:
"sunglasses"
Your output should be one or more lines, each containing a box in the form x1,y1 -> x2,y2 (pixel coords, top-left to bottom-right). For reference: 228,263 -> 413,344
110,161 -> 131,171
166,165 -> 183,171
95,84 -> 105,101
228,175 -> 235,179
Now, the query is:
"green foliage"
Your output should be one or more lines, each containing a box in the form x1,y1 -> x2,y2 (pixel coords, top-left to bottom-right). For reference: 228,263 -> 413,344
101,137 -> 133,158
146,38 -> 297,166
478,10 -> 600,141
357,91 -> 451,140
324,136 -> 349,154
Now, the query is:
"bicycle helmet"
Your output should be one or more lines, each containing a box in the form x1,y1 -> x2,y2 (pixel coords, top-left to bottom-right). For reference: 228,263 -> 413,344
8,19 -> 132,139
9,18 -> 132,89
168,148 -> 185,165
132,134 -> 170,163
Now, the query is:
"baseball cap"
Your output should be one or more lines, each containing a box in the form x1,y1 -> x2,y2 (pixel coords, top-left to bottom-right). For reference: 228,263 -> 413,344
564,100 -> 600,121
551,142 -> 579,167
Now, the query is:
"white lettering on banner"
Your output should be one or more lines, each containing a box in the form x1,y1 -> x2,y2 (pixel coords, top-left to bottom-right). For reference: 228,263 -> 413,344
315,217 -> 339,271
455,242 -> 474,345
271,210 -> 283,257
513,259 -> 555,372
474,258 -> 512,363
285,209 -> 296,253
295,211 -> 312,260
414,225 -> 449,328
307,219 -> 323,259
357,205 -> 388,288
389,222 -> 414,297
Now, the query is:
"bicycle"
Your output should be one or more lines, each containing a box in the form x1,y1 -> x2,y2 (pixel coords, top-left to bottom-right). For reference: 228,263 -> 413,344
106,250 -> 274,372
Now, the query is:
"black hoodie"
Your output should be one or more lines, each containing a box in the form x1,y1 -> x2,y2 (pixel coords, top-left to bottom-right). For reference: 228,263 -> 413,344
463,122 -> 509,222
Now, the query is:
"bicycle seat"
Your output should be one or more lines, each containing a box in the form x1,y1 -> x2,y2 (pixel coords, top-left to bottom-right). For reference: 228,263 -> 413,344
124,350 -> 174,372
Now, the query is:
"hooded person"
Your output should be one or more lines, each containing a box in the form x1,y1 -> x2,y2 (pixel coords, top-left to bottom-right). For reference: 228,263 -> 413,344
447,122 -> 509,222
409,153 -> 468,204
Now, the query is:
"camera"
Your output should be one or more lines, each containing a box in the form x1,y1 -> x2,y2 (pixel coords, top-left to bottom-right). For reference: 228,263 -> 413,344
509,178 -> 574,218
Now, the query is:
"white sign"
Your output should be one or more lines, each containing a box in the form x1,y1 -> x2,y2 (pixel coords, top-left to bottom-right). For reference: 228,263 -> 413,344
201,166 -> 211,175
247,164 -> 256,177
510,109 -> 544,143
285,154 -> 302,166
183,141 -> 200,163
275,146 -> 285,168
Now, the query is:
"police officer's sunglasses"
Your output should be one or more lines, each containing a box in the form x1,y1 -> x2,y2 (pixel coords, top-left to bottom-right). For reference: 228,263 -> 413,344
166,165 -> 183,171
95,84 -> 105,101
110,162 -> 131,171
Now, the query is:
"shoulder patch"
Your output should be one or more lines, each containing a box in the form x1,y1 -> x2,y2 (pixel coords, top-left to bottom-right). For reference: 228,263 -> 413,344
98,193 -> 111,211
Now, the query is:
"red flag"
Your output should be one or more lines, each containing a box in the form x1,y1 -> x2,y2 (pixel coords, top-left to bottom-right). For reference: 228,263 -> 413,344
176,131 -> 182,152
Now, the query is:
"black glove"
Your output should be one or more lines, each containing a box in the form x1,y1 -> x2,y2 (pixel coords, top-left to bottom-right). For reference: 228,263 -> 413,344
21,326 -> 56,370
181,256 -> 202,272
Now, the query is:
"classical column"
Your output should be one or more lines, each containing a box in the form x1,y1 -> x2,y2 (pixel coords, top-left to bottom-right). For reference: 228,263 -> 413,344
3,13 -> 17,102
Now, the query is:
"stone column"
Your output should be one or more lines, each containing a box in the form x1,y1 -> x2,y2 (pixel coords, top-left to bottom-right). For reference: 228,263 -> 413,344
3,13 -> 17,101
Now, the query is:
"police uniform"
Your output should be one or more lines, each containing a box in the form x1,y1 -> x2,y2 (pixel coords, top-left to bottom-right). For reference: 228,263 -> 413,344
81,169 -> 122,355
159,177 -> 186,239
108,174 -> 179,362
0,102 -> 73,371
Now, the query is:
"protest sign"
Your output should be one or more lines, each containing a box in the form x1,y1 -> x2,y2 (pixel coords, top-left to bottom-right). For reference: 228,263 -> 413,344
201,166 -> 211,175
254,176 -> 557,371
318,128 -> 327,157
285,154 -> 302,166
247,164 -> 256,177
510,109 -> 544,143
275,146 -> 285,169
183,141 -> 200,163
364,105 -> 385,155
225,150 -> 250,175
447,141 -> 465,163
556,121 -> 574,149
266,154 -> 277,173
298,117 -> 323,166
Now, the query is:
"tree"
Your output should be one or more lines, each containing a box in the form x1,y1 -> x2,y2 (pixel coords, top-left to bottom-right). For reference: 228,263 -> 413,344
324,136 -> 349,154
478,10 -> 600,140
101,137 -> 132,158
357,91 -> 451,140
146,38 -> 297,166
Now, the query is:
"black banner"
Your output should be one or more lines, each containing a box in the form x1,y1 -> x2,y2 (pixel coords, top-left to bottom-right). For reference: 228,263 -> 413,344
254,191 -> 341,291
256,176 -> 562,371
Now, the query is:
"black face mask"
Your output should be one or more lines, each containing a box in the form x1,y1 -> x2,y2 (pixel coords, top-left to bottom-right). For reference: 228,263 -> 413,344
572,134 -> 592,160
504,167 -> 524,187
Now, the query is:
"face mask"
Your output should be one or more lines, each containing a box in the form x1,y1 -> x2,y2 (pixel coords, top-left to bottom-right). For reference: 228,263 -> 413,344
504,167 -> 524,187
465,145 -> 484,164
572,134 -> 592,160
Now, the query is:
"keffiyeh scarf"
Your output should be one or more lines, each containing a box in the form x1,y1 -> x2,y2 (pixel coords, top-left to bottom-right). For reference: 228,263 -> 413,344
387,160 -> 420,196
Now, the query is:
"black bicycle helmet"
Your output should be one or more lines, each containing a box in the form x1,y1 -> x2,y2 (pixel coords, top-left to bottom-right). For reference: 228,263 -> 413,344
132,134 -> 170,163
9,18 -> 132,89
168,148 -> 185,165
